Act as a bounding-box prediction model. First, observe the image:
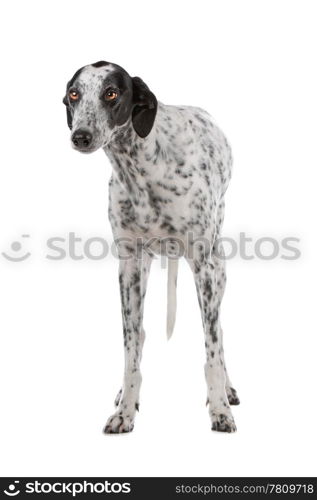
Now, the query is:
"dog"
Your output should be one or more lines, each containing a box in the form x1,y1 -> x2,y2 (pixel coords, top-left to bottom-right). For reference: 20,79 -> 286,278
63,61 -> 239,433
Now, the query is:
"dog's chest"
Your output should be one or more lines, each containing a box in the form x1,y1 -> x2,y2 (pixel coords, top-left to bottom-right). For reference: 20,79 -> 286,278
108,161 -> 217,244
107,103 -> 232,242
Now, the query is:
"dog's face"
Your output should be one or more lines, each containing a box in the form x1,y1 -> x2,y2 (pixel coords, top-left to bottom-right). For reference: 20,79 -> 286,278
63,61 -> 157,153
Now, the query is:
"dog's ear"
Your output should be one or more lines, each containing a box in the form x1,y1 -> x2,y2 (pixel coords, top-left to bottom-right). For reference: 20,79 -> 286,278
132,77 -> 157,138
62,67 -> 84,130
63,92 -> 73,130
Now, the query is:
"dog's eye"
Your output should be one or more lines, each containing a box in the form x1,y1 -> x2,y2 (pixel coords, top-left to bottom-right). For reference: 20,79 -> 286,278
69,89 -> 80,101
104,90 -> 118,101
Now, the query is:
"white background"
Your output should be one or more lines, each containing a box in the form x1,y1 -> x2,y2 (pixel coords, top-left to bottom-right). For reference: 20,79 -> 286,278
0,0 -> 316,477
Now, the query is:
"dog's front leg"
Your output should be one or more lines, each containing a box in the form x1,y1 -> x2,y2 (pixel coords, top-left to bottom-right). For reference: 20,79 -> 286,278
104,253 -> 151,434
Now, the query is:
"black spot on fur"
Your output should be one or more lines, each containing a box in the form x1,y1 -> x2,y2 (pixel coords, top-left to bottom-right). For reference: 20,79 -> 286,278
92,60 -> 110,67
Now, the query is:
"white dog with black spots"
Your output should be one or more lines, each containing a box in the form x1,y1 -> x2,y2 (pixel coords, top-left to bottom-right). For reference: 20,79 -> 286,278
63,61 -> 240,433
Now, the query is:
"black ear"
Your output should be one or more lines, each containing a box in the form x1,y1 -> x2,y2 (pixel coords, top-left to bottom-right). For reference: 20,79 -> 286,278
63,95 -> 73,130
132,77 -> 157,138
62,67 -> 83,130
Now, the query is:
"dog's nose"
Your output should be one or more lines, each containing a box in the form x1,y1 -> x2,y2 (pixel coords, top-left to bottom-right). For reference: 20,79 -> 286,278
71,129 -> 92,148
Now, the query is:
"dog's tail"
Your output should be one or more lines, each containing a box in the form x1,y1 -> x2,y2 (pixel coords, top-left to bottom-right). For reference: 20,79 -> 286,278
166,258 -> 178,340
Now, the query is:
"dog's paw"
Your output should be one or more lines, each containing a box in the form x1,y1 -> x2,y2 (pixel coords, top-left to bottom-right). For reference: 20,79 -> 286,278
114,388 -> 122,407
103,413 -> 134,434
211,412 -> 237,433
226,387 -> 240,406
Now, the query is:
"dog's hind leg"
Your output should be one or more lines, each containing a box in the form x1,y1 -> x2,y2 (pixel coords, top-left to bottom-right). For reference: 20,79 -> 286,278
187,246 -> 237,433
104,252 -> 152,434
213,242 -> 240,405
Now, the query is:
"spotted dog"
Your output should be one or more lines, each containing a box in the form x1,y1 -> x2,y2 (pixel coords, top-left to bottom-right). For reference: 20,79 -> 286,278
63,61 -> 240,433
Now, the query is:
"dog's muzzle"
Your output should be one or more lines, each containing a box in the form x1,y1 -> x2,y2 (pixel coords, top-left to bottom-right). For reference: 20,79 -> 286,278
71,129 -> 92,149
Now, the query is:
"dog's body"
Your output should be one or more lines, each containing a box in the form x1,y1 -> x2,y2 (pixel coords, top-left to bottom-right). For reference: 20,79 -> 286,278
63,61 -> 239,433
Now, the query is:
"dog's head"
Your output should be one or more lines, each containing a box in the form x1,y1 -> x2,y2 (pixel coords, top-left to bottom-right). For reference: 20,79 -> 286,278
63,61 -> 157,153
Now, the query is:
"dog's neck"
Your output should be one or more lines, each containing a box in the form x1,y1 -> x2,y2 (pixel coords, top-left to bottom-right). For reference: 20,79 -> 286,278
103,117 -> 163,208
